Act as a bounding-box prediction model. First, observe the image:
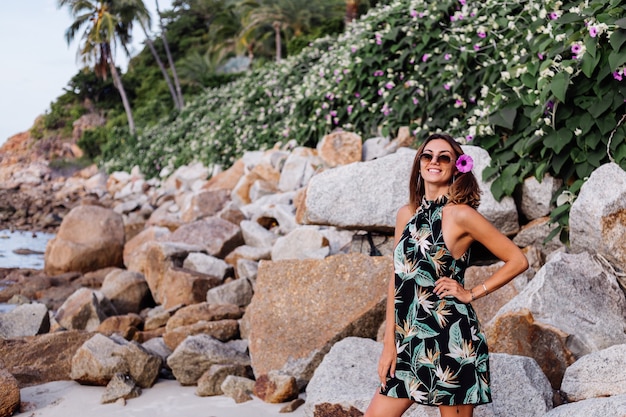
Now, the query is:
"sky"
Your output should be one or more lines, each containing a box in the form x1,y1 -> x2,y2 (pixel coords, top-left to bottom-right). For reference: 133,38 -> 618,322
0,0 -> 173,146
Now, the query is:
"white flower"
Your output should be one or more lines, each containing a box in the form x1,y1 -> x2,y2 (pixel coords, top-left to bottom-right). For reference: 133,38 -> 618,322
535,129 -> 545,137
574,128 -> 582,136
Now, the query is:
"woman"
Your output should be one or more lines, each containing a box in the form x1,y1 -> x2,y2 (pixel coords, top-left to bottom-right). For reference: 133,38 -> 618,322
364,133 -> 528,417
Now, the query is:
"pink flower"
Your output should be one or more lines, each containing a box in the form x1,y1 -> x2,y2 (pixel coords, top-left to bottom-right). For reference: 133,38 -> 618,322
456,154 -> 473,173
466,135 -> 474,142
410,9 -> 418,18
373,70 -> 384,76
549,12 -> 559,20
347,105 -> 354,115
385,82 -> 394,90
473,44 -> 481,51
571,43 -> 582,58
614,70 -> 624,81
459,0 -> 466,4
478,31 -> 487,38
412,97 -> 419,105
538,52 -> 545,60
589,26 -> 598,37
422,54 -> 430,62
444,83 -> 451,91
444,53 -> 452,60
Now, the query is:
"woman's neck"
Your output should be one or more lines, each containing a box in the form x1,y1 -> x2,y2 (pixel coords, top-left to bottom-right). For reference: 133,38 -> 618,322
423,184 -> 449,201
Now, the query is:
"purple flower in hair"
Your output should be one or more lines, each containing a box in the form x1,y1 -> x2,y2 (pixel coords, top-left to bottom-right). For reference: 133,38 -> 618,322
456,154 -> 473,173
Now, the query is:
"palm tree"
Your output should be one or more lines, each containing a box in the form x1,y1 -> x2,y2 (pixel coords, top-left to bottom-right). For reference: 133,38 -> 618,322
58,0 -> 147,135
238,0 -> 343,62
155,0 -> 184,108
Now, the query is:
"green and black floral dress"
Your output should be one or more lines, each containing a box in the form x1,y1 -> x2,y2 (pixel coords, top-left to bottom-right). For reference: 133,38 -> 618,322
380,195 -> 492,406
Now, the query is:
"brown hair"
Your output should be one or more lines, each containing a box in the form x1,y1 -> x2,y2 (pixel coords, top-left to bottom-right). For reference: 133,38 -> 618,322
408,133 -> 481,210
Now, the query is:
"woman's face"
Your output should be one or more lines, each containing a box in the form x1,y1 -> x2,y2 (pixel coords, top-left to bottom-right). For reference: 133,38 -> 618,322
419,139 -> 457,186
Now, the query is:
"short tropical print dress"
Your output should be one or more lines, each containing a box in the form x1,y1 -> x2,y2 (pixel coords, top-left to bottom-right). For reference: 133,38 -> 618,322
380,195 -> 492,406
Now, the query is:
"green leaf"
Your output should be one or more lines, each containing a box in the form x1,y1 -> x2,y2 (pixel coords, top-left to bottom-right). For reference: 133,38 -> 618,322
581,50 -> 601,77
608,50 -> 626,70
550,72 -> 570,102
615,18 -> 626,30
558,13 -> 583,24
489,107 -> 517,130
584,36 -> 597,58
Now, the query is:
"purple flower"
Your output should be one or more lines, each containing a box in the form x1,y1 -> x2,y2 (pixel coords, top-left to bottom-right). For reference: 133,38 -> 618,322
456,154 -> 473,173
385,82 -> 394,90
373,70 -> 384,76
347,105 -> 354,115
466,135 -> 474,142
444,83 -> 451,91
410,9 -> 418,18
589,26 -> 598,37
549,12 -> 559,20
354,92 -> 361,98
412,97 -> 419,105
459,0 -> 466,4
422,54 -> 430,62
537,52 -> 545,60
351,46 -> 357,53
571,43 -> 582,55
614,71 -> 624,81
378,88 -> 384,96
444,53 -> 452,60
478,31 -> 487,38
473,44 -> 480,51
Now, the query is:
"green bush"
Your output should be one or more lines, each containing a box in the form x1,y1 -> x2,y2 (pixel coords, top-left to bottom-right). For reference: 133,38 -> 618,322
102,0 -> 626,220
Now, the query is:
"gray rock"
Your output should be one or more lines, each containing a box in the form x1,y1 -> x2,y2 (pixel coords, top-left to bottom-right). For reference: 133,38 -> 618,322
488,252 -> 626,358
55,288 -> 117,331
561,344 -> 626,401
543,394 -> 626,417
520,174 -> 562,220
166,334 -> 251,385
0,303 -> 50,338
100,269 -> 152,315
221,375 -> 255,403
362,136 -> 392,161
278,150 -> 322,192
70,333 -> 128,386
236,259 -> 259,283
196,363 -> 249,397
570,163 -> 626,269
183,252 -> 233,279
240,220 -> 278,248
270,226 -> 330,261
100,372 -> 141,404
206,278 -> 254,307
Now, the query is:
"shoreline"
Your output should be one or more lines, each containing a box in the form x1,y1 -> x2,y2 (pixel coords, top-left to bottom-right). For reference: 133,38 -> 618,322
19,379 -> 306,417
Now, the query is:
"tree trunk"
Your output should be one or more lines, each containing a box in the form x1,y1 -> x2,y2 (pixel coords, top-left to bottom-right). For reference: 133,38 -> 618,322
107,55 -> 136,135
345,0 -> 359,25
156,0 -> 184,108
273,21 -> 282,62
140,21 -> 181,110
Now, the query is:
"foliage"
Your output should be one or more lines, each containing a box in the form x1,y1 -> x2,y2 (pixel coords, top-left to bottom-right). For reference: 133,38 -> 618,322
102,0 -> 626,194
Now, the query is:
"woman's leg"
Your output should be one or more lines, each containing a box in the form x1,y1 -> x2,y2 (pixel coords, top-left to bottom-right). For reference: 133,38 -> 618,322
363,390 -> 414,417
438,404 -> 474,417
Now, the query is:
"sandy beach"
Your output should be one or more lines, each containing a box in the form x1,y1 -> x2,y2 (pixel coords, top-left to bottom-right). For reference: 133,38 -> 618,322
18,379 -> 307,417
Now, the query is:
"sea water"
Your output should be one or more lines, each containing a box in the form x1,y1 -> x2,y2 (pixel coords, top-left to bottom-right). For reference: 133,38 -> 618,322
0,229 -> 54,269
0,229 -> 55,312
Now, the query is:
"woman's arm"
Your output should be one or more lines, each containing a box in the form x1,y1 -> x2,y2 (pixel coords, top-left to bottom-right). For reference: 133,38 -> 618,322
378,204 -> 414,388
435,205 -> 529,303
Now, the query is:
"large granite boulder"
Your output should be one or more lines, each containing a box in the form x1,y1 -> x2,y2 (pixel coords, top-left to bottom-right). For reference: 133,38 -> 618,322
44,205 -> 125,275
244,253 -> 390,386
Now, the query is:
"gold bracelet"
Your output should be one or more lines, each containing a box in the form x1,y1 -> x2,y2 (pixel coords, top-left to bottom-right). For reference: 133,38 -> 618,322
482,283 -> 489,296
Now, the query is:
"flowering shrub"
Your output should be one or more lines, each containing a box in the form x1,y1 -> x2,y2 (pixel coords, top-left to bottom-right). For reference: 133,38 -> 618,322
103,0 -> 626,231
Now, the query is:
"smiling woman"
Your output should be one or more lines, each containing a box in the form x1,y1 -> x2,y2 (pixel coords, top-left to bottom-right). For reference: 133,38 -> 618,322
0,0 -> 172,146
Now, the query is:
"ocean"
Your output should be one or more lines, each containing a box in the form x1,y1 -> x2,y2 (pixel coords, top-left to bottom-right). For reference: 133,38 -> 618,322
0,229 -> 55,313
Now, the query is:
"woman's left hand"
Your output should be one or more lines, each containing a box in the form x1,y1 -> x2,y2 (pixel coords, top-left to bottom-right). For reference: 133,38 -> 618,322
434,277 -> 472,303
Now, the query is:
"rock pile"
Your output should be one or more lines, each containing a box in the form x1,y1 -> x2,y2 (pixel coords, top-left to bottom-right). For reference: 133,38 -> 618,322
1,129 -> 625,417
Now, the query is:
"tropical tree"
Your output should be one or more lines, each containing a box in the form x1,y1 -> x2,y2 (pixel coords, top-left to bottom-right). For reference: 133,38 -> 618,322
155,0 -> 185,107
58,0 -> 148,135
238,0 -> 344,62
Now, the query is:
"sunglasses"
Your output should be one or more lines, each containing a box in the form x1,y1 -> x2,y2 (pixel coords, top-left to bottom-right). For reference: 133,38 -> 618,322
419,153 -> 453,164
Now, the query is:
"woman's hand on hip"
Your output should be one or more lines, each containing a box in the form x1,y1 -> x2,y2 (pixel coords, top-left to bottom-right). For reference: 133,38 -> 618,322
434,276 -> 472,303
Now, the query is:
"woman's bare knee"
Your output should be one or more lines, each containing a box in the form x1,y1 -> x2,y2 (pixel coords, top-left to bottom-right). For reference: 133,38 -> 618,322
363,390 -> 413,417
